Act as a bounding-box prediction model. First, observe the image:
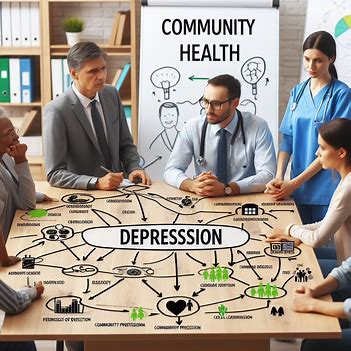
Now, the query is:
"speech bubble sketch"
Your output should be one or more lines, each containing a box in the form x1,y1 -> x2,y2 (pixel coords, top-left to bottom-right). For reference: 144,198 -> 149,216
241,57 -> 266,100
151,67 -> 180,100
82,224 -> 250,251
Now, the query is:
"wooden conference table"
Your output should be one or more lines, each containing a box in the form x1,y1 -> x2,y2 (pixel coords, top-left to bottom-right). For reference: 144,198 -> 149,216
0,181 -> 340,351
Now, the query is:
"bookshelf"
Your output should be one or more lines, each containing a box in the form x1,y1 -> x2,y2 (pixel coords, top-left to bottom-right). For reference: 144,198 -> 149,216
0,0 -> 139,180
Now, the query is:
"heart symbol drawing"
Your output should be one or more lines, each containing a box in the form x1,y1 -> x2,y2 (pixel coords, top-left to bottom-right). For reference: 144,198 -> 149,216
166,300 -> 186,316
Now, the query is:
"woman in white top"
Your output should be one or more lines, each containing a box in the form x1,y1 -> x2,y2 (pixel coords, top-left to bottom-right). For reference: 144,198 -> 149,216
267,118 -> 351,275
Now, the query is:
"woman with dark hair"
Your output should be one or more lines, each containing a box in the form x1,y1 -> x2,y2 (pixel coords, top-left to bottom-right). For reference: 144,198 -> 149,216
266,31 -> 351,225
267,118 -> 351,267
268,120 -> 351,351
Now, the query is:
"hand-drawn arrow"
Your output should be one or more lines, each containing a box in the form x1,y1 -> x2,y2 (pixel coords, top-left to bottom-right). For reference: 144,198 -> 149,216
192,288 -> 206,297
132,251 -> 139,265
263,221 -> 273,229
174,253 -> 180,291
89,278 -> 124,300
149,312 -> 159,317
144,252 -> 174,265
269,209 -> 294,213
282,275 -> 294,289
134,192 -> 147,221
37,243 -> 86,259
205,212 -> 234,225
91,208 -> 121,225
237,250 -> 262,280
83,278 -> 91,294
142,279 -> 162,297
213,251 -> 219,267
228,248 -> 235,266
176,316 -> 183,325
271,257 -> 281,282
188,75 -> 208,81
200,294 -> 244,308
186,253 -> 206,267
97,249 -> 115,261
190,196 -> 211,208
61,241 -> 80,261
147,193 -> 182,207
205,299 -> 271,314
83,248 -> 96,261
172,213 -> 180,224
16,240 -> 45,256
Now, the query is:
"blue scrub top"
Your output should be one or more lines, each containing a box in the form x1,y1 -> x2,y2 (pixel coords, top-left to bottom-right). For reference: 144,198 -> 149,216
279,79 -> 351,206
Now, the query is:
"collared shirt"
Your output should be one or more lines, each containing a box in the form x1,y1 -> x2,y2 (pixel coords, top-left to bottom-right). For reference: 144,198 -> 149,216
164,111 -> 276,194
329,257 -> 351,320
72,82 -> 108,141
0,279 -> 37,314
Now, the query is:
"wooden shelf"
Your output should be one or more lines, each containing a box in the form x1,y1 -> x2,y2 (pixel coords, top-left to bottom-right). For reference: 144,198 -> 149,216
0,47 -> 41,56
0,102 -> 42,107
50,44 -> 131,57
5,0 -> 38,2
48,0 -> 131,2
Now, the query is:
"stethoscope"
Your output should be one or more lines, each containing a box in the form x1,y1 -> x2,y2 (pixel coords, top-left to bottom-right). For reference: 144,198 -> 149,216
290,77 -> 335,124
196,109 -> 247,167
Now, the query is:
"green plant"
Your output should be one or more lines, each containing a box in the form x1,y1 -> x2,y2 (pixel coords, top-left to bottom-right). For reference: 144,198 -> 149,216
63,17 -> 85,33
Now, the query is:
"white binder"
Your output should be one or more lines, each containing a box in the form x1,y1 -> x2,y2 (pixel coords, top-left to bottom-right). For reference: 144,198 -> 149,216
20,2 -> 31,47
10,2 -> 21,46
30,2 -> 40,46
9,58 -> 21,103
1,2 -> 12,46
51,59 -> 64,99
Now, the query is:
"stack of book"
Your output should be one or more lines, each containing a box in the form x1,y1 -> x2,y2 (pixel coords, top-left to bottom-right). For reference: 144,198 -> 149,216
0,57 -> 35,103
109,10 -> 131,46
0,2 -> 40,46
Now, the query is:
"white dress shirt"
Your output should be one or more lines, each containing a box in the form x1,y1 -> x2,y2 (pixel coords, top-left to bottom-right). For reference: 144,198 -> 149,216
164,110 -> 276,194
72,82 -> 108,141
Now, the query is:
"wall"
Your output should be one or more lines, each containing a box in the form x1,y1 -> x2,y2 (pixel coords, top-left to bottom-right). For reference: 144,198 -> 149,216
52,0 -> 308,120
279,0 -> 308,118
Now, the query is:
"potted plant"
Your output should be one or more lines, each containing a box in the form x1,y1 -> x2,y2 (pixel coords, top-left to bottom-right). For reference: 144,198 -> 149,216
63,17 -> 85,46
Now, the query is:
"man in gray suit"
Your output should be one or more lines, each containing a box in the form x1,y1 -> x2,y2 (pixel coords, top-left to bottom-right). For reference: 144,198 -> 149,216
44,42 -> 150,190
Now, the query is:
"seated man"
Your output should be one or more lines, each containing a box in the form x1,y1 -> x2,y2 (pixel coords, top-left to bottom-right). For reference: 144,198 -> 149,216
164,74 -> 276,196
44,42 -> 150,190
0,108 -> 53,242
0,279 -> 44,351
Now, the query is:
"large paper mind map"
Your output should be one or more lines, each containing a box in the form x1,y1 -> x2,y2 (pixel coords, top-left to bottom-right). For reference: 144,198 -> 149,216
6,183 -> 312,335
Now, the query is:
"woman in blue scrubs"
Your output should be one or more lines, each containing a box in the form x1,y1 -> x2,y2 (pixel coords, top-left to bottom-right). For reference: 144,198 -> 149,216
266,31 -> 351,225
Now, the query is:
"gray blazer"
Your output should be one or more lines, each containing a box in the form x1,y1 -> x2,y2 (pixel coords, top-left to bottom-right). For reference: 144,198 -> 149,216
44,85 -> 140,189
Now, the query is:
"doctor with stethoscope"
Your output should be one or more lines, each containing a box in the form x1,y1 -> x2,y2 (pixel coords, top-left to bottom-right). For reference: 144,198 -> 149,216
265,31 -> 351,225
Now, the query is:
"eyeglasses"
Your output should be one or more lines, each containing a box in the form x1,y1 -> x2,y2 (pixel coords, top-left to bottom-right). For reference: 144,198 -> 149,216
0,128 -> 19,138
199,97 -> 233,110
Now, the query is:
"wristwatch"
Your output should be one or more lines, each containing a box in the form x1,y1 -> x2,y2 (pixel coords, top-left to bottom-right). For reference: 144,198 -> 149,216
88,177 -> 99,190
224,184 -> 233,195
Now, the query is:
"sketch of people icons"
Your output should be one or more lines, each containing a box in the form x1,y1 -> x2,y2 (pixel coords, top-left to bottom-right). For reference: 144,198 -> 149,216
239,99 -> 257,115
42,224 -> 74,241
241,56 -> 266,100
149,102 -> 180,152
294,267 -> 313,282
150,66 -> 180,100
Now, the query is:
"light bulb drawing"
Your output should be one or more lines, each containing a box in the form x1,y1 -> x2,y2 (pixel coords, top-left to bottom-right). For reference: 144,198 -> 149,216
151,66 -> 180,100
241,57 -> 266,100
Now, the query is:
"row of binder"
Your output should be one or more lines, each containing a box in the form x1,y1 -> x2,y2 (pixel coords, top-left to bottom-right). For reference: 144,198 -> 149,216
51,59 -> 73,99
0,57 -> 35,103
0,2 -> 40,47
